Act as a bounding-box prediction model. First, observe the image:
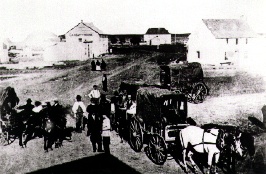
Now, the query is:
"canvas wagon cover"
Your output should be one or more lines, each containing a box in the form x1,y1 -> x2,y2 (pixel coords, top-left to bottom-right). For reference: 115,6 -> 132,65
119,81 -> 161,100
136,87 -> 175,126
169,62 -> 203,82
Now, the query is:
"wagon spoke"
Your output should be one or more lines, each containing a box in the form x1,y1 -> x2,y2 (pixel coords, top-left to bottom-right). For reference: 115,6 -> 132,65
146,134 -> 167,165
129,119 -> 143,152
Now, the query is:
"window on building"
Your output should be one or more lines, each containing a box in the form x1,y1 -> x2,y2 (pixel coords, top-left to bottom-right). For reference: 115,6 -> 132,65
226,38 -> 229,44
236,38 -> 238,45
197,51 -> 200,58
246,38 -> 248,44
79,38 -> 82,42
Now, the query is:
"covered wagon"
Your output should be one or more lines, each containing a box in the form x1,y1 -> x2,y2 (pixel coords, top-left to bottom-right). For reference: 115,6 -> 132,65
129,87 -> 189,165
160,62 -> 209,104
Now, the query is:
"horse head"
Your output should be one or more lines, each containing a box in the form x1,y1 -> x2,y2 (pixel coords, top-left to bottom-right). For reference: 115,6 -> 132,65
233,131 -> 255,159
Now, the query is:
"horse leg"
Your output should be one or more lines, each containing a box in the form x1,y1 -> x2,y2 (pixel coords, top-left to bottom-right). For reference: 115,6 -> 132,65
182,149 -> 188,173
207,151 -> 215,174
187,151 -> 200,173
213,152 -> 220,174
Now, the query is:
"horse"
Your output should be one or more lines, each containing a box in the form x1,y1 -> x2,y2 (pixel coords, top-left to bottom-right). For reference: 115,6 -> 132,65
179,125 -> 254,174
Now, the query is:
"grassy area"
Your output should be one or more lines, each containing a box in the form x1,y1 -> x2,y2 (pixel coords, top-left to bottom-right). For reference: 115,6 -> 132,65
205,72 -> 265,97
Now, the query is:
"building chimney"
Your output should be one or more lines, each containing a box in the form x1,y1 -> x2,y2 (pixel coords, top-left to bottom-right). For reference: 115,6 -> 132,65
81,20 -> 83,23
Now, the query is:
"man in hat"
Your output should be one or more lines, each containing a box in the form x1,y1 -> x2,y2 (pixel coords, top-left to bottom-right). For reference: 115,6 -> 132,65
72,95 -> 86,132
87,98 -> 103,152
88,85 -> 101,105
17,98 -> 34,122
23,101 -> 43,146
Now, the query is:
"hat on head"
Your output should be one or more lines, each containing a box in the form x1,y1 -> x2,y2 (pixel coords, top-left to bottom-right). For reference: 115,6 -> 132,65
76,95 -> 82,101
93,85 -> 98,88
27,98 -> 32,103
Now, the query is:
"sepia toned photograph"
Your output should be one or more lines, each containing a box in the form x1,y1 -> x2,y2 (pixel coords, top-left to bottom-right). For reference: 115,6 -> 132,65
0,0 -> 265,173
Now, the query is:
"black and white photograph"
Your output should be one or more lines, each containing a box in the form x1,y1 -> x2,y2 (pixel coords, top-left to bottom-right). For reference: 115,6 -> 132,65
0,0 -> 265,173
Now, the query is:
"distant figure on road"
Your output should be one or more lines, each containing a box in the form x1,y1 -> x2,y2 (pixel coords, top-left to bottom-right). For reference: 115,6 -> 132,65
91,60 -> 96,71
88,85 -> 101,105
96,60 -> 101,71
102,74 -> 108,92
72,95 -> 86,133
101,59 -> 107,71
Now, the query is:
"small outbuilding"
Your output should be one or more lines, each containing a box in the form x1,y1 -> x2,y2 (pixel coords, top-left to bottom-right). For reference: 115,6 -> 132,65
144,28 -> 171,45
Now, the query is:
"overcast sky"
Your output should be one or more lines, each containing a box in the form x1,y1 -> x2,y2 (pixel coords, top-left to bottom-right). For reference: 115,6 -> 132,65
0,0 -> 265,42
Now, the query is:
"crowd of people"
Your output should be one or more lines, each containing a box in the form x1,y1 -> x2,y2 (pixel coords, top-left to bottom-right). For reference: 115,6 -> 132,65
71,85 -> 137,153
0,84 -> 136,154
91,59 -> 107,71
72,85 -> 112,153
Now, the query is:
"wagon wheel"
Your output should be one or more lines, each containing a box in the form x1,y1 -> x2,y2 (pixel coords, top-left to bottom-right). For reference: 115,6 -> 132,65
129,118 -> 143,152
145,133 -> 167,165
190,83 -> 208,104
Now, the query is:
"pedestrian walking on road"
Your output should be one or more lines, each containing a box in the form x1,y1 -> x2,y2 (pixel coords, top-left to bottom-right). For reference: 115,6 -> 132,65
72,95 -> 86,133
96,60 -> 101,71
88,85 -> 101,105
87,99 -> 103,152
91,60 -> 96,71
102,74 -> 108,92
102,114 -> 111,154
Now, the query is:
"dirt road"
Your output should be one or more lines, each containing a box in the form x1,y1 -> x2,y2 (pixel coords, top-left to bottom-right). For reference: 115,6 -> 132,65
0,58 -> 265,173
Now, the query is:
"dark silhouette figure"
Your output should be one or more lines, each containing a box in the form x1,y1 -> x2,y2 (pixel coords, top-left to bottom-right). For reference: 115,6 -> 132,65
91,60 -> 96,71
0,86 -> 20,120
102,74 -> 108,92
17,98 -> 34,122
87,99 -> 103,152
101,59 -> 107,71
96,60 -> 101,71
23,101 -> 43,146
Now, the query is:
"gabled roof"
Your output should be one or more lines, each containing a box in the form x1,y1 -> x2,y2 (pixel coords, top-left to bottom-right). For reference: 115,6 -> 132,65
202,19 -> 257,38
66,21 -> 104,35
145,28 -> 170,34
83,22 -> 103,34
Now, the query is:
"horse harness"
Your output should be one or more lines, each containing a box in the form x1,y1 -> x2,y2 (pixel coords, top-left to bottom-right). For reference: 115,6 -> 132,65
200,129 -> 224,153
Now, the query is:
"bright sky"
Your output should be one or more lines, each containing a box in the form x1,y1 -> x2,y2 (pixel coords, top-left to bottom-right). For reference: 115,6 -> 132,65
0,0 -> 265,42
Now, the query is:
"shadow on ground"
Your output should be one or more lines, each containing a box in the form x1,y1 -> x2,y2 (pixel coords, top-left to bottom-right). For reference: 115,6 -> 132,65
28,153 -> 141,174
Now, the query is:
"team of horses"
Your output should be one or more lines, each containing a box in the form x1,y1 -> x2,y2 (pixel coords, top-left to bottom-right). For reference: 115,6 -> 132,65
179,124 -> 255,174
0,86 -> 72,152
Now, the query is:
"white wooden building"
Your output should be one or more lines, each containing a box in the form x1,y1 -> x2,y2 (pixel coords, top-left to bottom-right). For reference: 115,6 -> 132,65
187,19 -> 257,66
0,38 -> 11,63
144,28 -> 171,45
44,21 -> 108,61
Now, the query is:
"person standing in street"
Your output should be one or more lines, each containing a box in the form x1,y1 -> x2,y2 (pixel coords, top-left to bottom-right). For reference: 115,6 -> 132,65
91,60 -> 96,71
72,95 -> 86,133
88,85 -> 101,105
96,60 -> 101,71
102,114 -> 111,154
102,74 -> 108,92
87,99 -> 103,152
